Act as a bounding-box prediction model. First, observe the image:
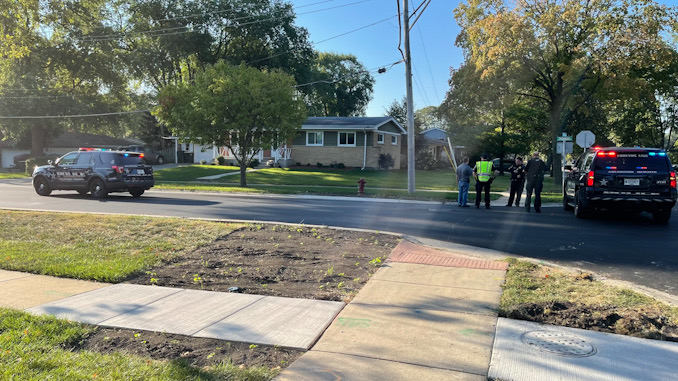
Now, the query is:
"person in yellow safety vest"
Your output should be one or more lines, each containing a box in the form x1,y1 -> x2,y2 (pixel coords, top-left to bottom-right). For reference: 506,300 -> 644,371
473,154 -> 496,209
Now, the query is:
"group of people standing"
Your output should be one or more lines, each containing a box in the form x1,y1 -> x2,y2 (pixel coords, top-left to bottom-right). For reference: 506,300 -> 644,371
455,152 -> 547,212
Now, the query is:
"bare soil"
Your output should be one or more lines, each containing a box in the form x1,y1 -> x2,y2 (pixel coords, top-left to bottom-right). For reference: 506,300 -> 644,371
80,225 -> 399,375
505,302 -> 678,342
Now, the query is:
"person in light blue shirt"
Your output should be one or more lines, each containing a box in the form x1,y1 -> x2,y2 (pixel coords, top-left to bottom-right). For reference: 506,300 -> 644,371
456,157 -> 473,207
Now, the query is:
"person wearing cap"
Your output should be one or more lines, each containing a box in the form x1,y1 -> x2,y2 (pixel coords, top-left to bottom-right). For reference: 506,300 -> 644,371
473,154 -> 495,209
506,157 -> 526,207
524,151 -> 547,213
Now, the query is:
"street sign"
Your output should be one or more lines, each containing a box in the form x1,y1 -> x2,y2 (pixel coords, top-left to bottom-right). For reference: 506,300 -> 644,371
557,135 -> 572,142
556,141 -> 573,154
576,130 -> 595,148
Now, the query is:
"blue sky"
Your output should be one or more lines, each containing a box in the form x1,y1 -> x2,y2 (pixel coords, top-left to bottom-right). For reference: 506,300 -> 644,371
291,0 -> 678,117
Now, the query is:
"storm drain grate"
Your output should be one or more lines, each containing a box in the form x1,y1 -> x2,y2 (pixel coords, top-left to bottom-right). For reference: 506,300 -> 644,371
521,330 -> 597,357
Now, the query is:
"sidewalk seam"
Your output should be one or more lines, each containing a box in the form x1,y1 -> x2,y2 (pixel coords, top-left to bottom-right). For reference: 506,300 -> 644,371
347,302 -> 498,317
310,349 -> 488,377
185,294 -> 266,337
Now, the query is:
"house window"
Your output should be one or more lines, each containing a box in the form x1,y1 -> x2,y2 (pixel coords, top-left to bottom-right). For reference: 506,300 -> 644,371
377,133 -> 384,144
338,132 -> 356,147
391,135 -> 398,145
307,131 -> 323,146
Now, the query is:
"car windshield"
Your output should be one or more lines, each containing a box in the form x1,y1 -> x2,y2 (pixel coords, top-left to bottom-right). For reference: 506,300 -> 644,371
594,153 -> 669,172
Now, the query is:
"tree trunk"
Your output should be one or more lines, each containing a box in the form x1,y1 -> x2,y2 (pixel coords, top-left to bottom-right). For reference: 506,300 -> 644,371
239,164 -> 247,187
31,124 -> 46,157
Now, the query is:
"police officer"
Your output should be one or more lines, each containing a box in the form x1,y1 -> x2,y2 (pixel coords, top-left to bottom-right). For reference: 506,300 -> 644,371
473,154 -> 495,209
524,151 -> 547,213
506,157 -> 525,207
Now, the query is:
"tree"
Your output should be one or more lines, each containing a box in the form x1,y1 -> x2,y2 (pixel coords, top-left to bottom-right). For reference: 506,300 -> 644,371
303,53 -> 374,116
154,62 -> 306,186
455,0 -> 677,183
0,0 -> 131,155
385,97 -> 422,133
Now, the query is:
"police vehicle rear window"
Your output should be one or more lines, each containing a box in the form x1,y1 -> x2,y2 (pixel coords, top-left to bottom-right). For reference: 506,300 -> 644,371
99,152 -> 144,166
594,153 -> 669,173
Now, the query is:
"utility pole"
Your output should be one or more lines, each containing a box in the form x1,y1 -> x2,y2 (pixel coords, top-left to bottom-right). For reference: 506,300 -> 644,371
403,0 -> 415,194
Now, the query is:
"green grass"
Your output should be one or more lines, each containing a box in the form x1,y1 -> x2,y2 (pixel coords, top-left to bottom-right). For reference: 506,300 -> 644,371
0,172 -> 28,179
500,259 -> 678,319
0,308 -> 276,380
0,211 -> 241,282
153,165 -> 241,181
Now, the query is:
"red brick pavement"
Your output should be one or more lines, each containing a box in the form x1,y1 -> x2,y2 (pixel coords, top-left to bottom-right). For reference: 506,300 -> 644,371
388,240 -> 509,271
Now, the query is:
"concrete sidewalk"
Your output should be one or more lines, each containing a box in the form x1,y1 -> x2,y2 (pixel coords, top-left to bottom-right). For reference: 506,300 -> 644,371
277,240 -> 509,380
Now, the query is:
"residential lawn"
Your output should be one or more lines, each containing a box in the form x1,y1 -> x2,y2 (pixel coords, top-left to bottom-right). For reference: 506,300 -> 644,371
153,165 -> 240,181
0,172 -> 28,179
198,167 -> 457,190
0,308 -> 275,380
0,211 -> 241,282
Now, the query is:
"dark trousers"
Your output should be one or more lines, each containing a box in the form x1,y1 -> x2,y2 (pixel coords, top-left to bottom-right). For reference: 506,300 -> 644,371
507,181 -> 524,206
525,179 -> 544,211
475,181 -> 491,207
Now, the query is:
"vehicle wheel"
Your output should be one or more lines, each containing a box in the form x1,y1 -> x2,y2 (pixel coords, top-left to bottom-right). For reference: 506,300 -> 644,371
33,176 -> 52,196
90,178 -> 108,199
156,156 -> 164,165
652,209 -> 671,224
77,190 -> 89,196
574,194 -> 588,219
129,189 -> 145,198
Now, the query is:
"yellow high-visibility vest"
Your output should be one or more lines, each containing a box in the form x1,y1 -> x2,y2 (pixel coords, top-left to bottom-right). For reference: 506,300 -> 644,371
476,161 -> 492,182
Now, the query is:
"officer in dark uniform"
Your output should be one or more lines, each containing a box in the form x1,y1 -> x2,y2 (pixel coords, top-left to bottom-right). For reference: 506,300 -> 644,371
506,157 -> 525,207
524,152 -> 547,213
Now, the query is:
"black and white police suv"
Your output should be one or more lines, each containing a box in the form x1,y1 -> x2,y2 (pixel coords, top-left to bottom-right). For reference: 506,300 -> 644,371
32,148 -> 154,198
563,147 -> 677,223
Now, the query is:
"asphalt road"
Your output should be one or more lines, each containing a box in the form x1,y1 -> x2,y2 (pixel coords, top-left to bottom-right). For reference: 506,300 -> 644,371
2,179 -> 677,296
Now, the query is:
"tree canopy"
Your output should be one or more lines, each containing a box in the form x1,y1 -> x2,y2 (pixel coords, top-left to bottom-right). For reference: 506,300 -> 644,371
154,62 -> 306,186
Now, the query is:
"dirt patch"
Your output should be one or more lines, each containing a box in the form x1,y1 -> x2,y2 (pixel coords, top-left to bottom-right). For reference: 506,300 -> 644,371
78,224 -> 398,376
79,326 -> 302,369
127,224 -> 399,301
505,302 -> 678,342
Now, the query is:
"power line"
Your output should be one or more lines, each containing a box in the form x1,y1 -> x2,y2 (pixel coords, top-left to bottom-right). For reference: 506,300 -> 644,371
412,63 -> 429,105
295,60 -> 402,88
0,110 -> 150,119
416,24 -> 440,104
81,0 -> 373,42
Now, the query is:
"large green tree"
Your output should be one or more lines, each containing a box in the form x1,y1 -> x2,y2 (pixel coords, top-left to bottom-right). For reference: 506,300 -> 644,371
0,0 -> 131,155
154,62 -> 306,186
454,0 -> 677,183
303,52 -> 374,116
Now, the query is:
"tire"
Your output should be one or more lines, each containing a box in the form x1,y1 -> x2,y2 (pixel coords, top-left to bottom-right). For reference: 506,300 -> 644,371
89,178 -> 108,199
156,156 -> 164,165
129,189 -> 145,198
77,190 -> 89,196
574,193 -> 588,219
33,176 -> 52,196
652,209 -> 671,225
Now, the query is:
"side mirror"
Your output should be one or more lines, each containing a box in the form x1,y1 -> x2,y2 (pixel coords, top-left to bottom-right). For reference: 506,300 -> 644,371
48,160 -> 53,165
563,164 -> 573,171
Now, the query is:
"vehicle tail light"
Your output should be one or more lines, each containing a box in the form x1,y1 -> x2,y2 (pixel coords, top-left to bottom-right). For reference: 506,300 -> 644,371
597,151 -> 616,157
587,171 -> 595,187
671,172 -> 676,188
112,165 -> 124,174
140,153 -> 145,158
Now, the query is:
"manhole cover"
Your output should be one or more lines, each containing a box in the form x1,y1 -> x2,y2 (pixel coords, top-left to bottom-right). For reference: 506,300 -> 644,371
521,330 -> 597,357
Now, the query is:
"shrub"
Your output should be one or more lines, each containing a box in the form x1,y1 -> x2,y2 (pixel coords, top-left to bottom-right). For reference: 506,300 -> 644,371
25,156 -> 54,175
215,156 -> 227,165
317,162 -> 323,167
296,162 -> 301,166
336,163 -> 345,169
415,151 -> 438,171
378,154 -> 395,170
249,158 -> 260,168
200,160 -> 207,165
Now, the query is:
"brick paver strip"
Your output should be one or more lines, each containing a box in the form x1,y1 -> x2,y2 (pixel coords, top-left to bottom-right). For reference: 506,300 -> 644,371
389,240 -> 508,271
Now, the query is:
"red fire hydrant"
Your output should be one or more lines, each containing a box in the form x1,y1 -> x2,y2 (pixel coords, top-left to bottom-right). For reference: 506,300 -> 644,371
357,178 -> 366,195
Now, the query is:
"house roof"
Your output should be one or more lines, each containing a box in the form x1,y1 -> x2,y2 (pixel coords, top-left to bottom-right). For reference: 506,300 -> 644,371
420,128 -> 448,140
302,117 -> 407,134
49,131 -> 142,148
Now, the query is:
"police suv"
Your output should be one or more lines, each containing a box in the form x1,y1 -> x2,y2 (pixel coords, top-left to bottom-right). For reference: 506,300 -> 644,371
563,147 -> 677,223
32,148 -> 154,198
